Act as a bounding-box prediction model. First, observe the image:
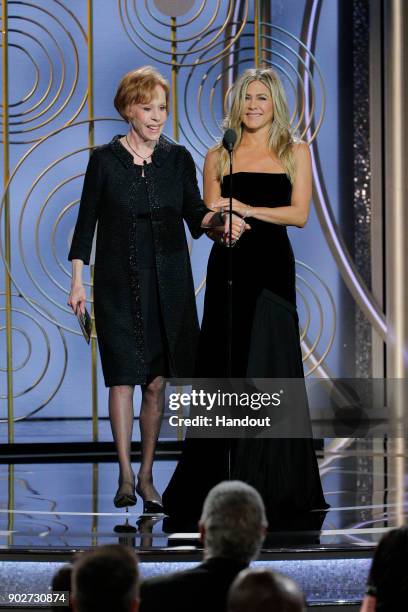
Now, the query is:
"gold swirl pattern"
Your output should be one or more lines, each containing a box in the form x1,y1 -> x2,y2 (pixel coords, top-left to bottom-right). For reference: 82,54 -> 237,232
0,1 -> 340,431
0,292 -> 67,420
178,22 -> 325,160
0,0 -> 87,144
118,0 -> 249,67
0,119 -> 122,334
0,118 -> 181,337
295,261 -> 336,377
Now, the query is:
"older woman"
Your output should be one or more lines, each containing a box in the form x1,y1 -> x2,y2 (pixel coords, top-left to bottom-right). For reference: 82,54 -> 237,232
68,66 -> 238,512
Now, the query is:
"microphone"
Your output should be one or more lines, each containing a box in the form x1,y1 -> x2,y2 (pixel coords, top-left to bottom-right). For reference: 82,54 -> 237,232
222,128 -> 237,152
221,128 -> 236,377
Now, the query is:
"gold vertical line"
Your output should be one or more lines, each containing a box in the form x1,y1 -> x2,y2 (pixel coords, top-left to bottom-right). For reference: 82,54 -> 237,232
91,265 -> 98,535
254,0 -> 260,68
87,0 -> 98,442
88,0 -> 98,536
91,462 -> 98,546
384,0 -> 407,526
8,464 -> 14,545
170,16 -> 179,141
260,0 -> 272,66
90,266 -> 98,441
87,0 -> 94,149
2,0 -> 13,443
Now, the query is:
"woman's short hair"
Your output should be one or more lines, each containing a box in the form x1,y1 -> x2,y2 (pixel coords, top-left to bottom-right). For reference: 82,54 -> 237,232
114,66 -> 170,120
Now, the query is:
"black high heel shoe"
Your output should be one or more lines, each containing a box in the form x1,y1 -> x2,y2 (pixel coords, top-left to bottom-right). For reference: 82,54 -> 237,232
136,481 -> 165,515
114,478 -> 137,509
141,500 -> 165,515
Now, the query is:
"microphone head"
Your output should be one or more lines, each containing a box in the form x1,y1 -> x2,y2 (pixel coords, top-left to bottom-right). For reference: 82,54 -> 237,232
222,128 -> 237,152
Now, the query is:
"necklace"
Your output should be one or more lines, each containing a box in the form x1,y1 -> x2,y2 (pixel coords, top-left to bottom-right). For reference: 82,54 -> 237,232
125,135 -> 155,164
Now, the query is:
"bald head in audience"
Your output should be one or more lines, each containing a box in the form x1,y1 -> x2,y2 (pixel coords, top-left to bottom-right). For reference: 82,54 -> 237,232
228,567 -> 305,612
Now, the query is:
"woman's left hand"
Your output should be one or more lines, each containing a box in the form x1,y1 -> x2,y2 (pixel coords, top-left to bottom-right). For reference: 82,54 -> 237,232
213,197 -> 253,218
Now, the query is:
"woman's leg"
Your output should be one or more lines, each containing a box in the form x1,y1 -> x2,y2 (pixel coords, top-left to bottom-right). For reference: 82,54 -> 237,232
109,384 -> 135,495
136,375 -> 166,503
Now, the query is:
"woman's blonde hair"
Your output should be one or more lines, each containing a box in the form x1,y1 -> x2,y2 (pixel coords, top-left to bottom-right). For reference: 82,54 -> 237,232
114,66 -> 170,121
216,68 -> 298,183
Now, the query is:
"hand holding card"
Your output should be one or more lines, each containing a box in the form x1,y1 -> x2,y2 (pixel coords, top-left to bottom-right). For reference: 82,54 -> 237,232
76,304 -> 92,344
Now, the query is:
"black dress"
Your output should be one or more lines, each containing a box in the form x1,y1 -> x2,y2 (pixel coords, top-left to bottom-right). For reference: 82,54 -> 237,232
68,135 -> 209,387
137,175 -> 168,382
163,172 -> 328,528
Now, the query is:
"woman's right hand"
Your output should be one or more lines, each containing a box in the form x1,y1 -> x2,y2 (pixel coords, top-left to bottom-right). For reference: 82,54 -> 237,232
68,283 -> 86,315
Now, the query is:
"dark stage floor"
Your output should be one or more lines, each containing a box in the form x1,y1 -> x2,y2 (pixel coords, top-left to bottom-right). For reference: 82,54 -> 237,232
0,439 -> 407,608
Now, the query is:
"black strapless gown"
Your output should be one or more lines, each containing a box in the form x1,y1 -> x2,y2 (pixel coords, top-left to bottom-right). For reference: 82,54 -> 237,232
163,172 -> 328,529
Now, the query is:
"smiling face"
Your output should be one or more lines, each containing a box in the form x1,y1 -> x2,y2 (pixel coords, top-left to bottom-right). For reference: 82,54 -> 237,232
128,84 -> 168,142
241,80 -> 274,132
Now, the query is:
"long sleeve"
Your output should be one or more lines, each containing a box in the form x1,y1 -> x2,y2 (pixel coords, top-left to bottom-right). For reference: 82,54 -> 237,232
182,147 -> 208,239
68,148 -> 102,264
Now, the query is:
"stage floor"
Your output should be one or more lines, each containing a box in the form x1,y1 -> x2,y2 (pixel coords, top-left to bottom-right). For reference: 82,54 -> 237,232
0,439 -> 407,607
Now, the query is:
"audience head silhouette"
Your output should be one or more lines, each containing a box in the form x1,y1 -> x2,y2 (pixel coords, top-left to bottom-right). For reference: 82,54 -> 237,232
228,568 -> 305,612
51,564 -> 73,611
199,480 -> 267,563
71,544 -> 139,612
365,525 -> 408,610
140,481 -> 268,612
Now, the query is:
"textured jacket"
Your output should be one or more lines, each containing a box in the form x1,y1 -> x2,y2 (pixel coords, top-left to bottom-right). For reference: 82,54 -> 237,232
68,135 -> 209,386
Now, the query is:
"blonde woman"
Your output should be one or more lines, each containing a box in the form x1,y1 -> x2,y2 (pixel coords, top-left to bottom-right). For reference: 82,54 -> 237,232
163,68 -> 328,527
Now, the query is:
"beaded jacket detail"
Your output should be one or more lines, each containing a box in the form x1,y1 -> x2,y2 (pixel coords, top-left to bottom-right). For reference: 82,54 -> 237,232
68,135 -> 208,386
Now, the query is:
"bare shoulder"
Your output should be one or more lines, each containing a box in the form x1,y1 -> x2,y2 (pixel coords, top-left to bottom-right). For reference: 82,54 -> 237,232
205,146 -> 219,166
291,141 -> 311,174
203,146 -> 220,176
